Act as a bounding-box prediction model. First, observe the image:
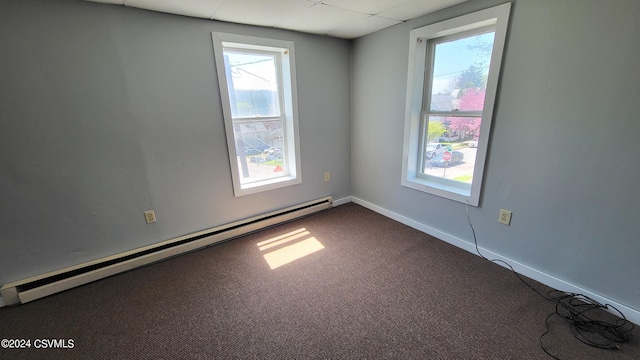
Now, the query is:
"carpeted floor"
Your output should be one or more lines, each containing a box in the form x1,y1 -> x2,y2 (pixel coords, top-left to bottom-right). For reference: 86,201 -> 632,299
1,203 -> 638,359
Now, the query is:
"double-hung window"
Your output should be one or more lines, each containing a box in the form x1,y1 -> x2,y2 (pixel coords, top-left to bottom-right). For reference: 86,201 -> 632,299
401,3 -> 511,205
212,33 -> 301,197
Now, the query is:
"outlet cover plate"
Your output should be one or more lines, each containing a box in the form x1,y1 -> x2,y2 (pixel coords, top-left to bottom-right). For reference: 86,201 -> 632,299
144,210 -> 157,224
498,209 -> 512,225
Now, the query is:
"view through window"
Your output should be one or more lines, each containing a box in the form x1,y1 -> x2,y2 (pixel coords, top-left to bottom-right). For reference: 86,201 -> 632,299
223,50 -> 288,185
212,33 -> 301,197
401,3 -> 511,205
420,30 -> 495,185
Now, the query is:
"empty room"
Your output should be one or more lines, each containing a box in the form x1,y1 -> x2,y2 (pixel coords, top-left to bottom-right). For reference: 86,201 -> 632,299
1,0 -> 639,359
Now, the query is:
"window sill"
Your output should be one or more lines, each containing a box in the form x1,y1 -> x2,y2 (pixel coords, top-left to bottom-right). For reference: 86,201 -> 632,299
235,175 -> 301,197
401,173 -> 477,206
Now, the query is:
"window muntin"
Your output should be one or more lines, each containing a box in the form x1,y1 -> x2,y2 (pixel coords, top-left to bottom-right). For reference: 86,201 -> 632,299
213,33 -> 301,196
401,3 -> 511,206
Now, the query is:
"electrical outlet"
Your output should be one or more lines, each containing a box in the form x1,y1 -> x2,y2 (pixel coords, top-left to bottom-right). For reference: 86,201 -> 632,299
498,209 -> 512,226
144,210 -> 157,224
324,172 -> 330,182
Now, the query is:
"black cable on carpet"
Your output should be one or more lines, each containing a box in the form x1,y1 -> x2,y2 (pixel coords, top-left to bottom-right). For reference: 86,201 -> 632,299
465,204 -> 634,359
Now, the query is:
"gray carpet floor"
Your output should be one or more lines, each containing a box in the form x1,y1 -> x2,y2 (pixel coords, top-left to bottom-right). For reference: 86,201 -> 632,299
1,202 -> 638,359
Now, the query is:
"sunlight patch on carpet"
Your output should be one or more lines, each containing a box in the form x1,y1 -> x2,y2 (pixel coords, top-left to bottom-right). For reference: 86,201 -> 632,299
258,228 -> 325,269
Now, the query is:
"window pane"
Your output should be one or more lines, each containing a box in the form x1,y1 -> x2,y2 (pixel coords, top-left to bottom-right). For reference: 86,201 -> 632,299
234,119 -> 286,184
422,115 -> 480,186
429,32 -> 495,112
223,51 -> 280,118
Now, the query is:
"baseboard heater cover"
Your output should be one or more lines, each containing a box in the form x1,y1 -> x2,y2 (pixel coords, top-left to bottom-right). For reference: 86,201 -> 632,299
0,196 -> 333,306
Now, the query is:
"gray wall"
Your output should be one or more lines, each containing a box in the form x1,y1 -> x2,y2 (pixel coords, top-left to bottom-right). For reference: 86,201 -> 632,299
2,0 -> 639,319
0,0 -> 351,284
352,0 -> 640,314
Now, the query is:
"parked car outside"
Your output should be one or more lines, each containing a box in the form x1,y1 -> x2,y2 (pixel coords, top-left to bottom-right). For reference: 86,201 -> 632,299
467,135 -> 479,148
263,147 -> 281,156
429,150 -> 464,167
425,143 -> 450,159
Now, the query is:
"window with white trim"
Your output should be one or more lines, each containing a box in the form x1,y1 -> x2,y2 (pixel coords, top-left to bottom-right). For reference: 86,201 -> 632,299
401,3 -> 511,206
212,33 -> 301,197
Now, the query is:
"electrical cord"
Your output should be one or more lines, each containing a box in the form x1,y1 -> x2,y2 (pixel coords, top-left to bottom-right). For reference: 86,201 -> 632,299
540,290 -> 634,359
465,204 -> 551,301
464,204 -> 634,359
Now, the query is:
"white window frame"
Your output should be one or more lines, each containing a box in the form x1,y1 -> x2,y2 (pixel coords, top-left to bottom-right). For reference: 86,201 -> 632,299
401,3 -> 511,206
212,32 -> 301,197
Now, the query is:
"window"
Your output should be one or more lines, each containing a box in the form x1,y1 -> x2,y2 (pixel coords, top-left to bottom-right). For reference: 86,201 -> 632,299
401,3 -> 511,206
212,33 -> 301,196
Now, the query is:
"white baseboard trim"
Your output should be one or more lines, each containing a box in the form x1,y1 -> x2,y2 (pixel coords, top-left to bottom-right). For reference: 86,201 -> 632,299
351,196 -> 640,326
332,196 -> 352,207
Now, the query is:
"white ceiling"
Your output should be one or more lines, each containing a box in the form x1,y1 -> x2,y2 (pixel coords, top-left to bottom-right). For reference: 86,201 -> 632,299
86,0 -> 468,39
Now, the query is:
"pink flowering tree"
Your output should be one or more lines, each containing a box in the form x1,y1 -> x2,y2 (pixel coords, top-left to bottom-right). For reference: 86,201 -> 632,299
448,88 -> 485,139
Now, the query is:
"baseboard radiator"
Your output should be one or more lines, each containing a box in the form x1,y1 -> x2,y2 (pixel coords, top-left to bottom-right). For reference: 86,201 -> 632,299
0,196 -> 333,306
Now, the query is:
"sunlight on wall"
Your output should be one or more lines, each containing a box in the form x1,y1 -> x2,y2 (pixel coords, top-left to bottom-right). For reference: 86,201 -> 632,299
258,228 -> 324,269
